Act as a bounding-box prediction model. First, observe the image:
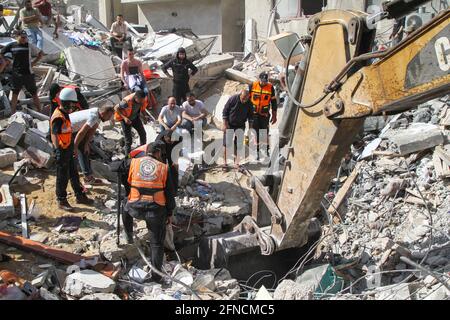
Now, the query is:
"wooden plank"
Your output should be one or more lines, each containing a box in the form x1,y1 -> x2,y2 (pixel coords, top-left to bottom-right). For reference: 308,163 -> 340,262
435,146 -> 450,167
253,177 -> 283,223
0,231 -> 119,279
405,196 -> 427,206
433,153 -> 444,178
327,162 -> 363,218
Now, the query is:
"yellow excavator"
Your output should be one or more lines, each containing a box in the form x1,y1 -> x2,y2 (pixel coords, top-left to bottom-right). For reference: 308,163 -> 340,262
199,0 -> 450,270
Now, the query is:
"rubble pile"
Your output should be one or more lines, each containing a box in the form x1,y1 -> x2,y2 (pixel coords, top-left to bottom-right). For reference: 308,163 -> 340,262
270,97 -> 450,301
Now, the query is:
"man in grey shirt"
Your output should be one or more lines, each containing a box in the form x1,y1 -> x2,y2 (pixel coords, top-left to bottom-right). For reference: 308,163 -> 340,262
158,96 -> 182,132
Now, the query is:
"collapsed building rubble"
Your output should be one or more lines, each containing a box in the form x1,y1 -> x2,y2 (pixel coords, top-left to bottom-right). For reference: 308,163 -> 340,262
0,1 -> 449,302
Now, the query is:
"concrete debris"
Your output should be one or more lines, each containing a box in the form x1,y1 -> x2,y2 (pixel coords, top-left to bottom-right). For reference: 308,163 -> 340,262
1,122 -> 26,147
0,184 -> 15,219
0,148 -> 17,168
23,147 -> 53,169
24,129 -> 54,155
386,123 -> 444,155
63,270 -> 116,298
274,280 -> 314,300
80,293 -> 121,300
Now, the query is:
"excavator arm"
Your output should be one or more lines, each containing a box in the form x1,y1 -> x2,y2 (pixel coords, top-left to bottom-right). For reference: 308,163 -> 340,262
200,2 -> 449,268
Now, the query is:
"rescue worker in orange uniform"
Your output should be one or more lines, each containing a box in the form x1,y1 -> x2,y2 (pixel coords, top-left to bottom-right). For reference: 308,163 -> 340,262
114,90 -> 152,155
50,88 -> 94,211
49,83 -> 89,116
249,72 -> 278,159
120,141 -> 176,284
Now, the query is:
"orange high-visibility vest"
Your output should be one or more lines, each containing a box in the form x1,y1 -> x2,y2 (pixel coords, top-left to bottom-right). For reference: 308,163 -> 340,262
129,144 -> 150,159
51,108 -> 73,150
53,85 -> 82,111
127,156 -> 168,206
115,93 -> 149,122
250,81 -> 273,117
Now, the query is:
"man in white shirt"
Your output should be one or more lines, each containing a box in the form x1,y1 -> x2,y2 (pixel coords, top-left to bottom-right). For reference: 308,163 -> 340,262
110,14 -> 131,57
181,92 -> 208,133
70,105 -> 115,184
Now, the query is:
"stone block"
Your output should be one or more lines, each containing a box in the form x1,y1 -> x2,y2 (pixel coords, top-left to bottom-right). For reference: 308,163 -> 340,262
24,128 -> 54,155
1,122 -> 26,147
63,270 -> 116,298
91,160 -> 117,182
23,147 -> 53,169
387,123 -> 444,155
0,184 -> 15,219
0,148 -> 17,168
35,120 -> 50,137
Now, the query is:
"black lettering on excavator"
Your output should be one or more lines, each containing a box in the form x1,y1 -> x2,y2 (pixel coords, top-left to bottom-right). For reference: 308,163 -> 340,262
405,24 -> 450,89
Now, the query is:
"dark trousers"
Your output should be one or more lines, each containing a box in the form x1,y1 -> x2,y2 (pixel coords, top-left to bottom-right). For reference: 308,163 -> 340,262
123,205 -> 167,281
121,117 -> 147,155
110,36 -> 132,57
173,81 -> 190,106
252,114 -> 270,155
56,147 -> 83,201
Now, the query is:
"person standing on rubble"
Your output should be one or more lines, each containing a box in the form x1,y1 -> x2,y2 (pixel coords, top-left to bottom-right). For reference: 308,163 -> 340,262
110,14 -> 131,58
50,87 -> 94,211
0,5 -> 11,36
118,141 -> 176,285
34,0 -> 59,39
114,89 -> 151,155
249,72 -> 277,160
162,47 -> 198,106
49,83 -> 89,116
120,48 -> 152,100
0,30 -> 43,114
158,96 -> 182,133
71,105 -> 115,185
222,89 -> 253,167
19,0 -> 44,50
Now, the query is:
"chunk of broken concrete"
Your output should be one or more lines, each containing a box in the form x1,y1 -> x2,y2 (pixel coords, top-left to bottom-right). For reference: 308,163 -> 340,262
1,122 -> 26,147
63,270 -> 116,298
24,128 -> 54,155
23,147 -> 53,169
274,280 -> 314,300
0,148 -> 17,168
80,293 -> 121,300
387,123 -> 444,155
0,184 -> 15,219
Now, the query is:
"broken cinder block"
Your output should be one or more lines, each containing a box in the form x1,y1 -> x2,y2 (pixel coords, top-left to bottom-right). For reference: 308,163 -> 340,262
0,148 -> 18,168
23,146 -> 53,169
0,184 -> 15,219
1,122 -> 26,147
24,128 -> 54,155
63,270 -> 116,298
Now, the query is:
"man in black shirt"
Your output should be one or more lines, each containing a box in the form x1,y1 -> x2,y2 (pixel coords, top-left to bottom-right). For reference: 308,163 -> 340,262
222,89 -> 253,166
162,47 -> 198,106
0,30 -> 43,114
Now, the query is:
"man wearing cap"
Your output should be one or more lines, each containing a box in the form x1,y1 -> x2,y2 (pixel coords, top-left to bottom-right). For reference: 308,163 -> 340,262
121,141 -> 176,284
51,87 -> 94,211
162,47 -> 198,106
114,90 -> 151,155
0,29 -> 43,114
249,72 -> 277,158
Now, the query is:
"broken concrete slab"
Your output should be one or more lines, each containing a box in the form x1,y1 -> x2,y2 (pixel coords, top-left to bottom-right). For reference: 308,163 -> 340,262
142,33 -> 196,62
63,270 -> 116,298
1,122 -> 26,147
91,160 -> 117,182
274,280 -> 314,300
192,54 -> 235,88
0,148 -> 18,168
0,184 -> 15,219
64,46 -> 116,87
35,120 -> 50,137
24,128 -> 54,155
128,266 -> 150,284
23,147 -> 53,169
386,123 -> 444,155
225,68 -> 257,85
204,94 -> 230,128
7,112 -> 33,128
80,293 -> 121,300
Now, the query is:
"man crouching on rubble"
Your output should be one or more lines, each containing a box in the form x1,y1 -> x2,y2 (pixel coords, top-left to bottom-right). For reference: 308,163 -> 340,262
113,141 -> 176,285
51,88 -> 94,211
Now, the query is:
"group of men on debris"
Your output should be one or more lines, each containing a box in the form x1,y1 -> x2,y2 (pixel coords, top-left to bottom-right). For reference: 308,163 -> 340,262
0,6 -> 279,284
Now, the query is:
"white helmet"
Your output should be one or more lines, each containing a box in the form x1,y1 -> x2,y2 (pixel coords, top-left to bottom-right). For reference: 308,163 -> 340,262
59,88 -> 78,102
